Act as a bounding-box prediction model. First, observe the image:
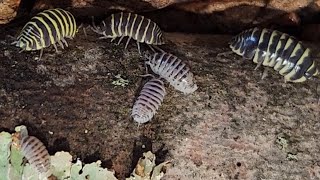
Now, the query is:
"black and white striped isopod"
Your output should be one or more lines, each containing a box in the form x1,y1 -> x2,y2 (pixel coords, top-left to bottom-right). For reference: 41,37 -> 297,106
20,136 -> 52,177
12,8 -> 77,59
132,78 -> 166,124
229,27 -> 319,82
91,12 -> 165,53
145,52 -> 198,94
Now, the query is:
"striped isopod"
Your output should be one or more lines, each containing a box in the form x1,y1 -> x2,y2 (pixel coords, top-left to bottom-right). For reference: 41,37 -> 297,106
91,12 -> 165,53
229,27 -> 319,82
145,52 -> 198,94
20,135 -> 52,177
12,8 -> 77,59
132,78 -> 166,124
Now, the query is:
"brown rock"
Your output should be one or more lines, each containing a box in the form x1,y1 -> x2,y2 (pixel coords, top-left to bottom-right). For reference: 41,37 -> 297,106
177,0 -> 265,13
32,0 -> 185,14
268,0 -> 311,12
315,0 -> 320,7
0,0 -> 21,24
177,0 -> 312,13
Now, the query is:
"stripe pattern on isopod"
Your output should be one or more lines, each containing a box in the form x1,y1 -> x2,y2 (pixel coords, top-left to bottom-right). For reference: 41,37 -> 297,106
12,8 -> 77,59
91,12 -> 164,53
132,78 -> 166,124
20,136 -> 52,177
229,27 -> 319,82
145,52 -> 198,94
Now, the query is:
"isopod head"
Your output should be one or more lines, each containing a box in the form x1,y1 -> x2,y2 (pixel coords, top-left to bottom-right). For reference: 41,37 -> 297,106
12,39 -> 29,51
229,29 -> 259,59
91,16 -> 116,38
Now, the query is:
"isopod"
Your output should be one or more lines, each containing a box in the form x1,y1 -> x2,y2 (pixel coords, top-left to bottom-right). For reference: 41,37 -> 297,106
229,27 -> 319,82
20,135 -> 52,177
132,78 -> 166,124
91,12 -> 165,53
12,8 -> 77,59
145,52 -> 198,94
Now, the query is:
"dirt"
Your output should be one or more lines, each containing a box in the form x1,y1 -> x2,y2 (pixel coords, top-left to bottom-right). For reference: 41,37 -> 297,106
1,24 -> 320,180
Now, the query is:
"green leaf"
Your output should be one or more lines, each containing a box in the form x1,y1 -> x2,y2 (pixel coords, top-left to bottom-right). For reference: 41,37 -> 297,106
0,132 -> 12,180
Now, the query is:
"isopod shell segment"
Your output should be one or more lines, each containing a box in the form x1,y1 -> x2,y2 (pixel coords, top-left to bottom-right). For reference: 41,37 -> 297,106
145,52 -> 198,94
132,78 -> 166,124
20,136 -> 52,177
230,27 -> 319,82
13,8 -> 77,53
91,12 -> 164,52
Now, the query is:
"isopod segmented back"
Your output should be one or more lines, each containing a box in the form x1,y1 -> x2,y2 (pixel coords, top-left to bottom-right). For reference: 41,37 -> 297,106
230,27 -> 319,82
13,8 -> 77,58
20,136 -> 52,177
91,12 -> 164,53
132,78 -> 166,124
145,52 -> 198,94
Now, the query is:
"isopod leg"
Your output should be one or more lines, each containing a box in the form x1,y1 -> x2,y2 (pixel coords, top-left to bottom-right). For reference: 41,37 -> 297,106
57,40 -> 64,49
99,36 -> 109,39
117,36 -> 125,45
254,60 -> 263,70
137,41 -> 141,54
83,26 -> 88,38
125,37 -> 131,50
147,44 -> 155,52
53,43 -> 59,53
139,73 -> 155,78
217,51 -> 234,57
110,37 -> 116,42
39,49 -> 43,60
317,83 -> 320,105
61,38 -> 69,47
149,45 -> 164,53
261,68 -> 269,80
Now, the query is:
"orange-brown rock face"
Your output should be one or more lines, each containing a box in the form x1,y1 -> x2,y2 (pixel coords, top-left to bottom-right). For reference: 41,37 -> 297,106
177,0 -> 313,13
32,0 -> 185,13
0,0 -> 21,24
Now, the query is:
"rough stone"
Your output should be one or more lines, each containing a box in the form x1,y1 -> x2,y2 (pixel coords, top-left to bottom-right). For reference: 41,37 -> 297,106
0,0 -> 21,24
1,23 -> 320,179
177,0 -> 313,13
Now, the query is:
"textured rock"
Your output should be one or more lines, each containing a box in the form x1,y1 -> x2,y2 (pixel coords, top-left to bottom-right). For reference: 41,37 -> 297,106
177,0 -> 313,13
32,0 -> 194,13
0,0 -> 21,24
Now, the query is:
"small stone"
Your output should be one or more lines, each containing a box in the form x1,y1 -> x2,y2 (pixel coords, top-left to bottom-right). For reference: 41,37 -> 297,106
3,50 -> 10,57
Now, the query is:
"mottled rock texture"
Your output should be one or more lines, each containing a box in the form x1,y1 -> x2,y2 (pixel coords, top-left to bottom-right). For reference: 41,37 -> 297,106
0,0 -> 21,24
1,22 -> 320,179
177,0 -> 318,13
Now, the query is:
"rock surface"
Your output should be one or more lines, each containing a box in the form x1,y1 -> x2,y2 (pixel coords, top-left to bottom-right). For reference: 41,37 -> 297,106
0,0 -> 21,24
1,22 -> 320,179
176,0 -> 314,13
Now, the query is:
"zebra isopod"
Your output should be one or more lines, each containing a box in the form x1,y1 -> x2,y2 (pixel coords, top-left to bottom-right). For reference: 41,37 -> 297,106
229,27 -> 319,82
91,12 -> 164,53
12,8 -> 77,59
20,135 -> 52,177
145,52 -> 198,94
132,78 -> 166,124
